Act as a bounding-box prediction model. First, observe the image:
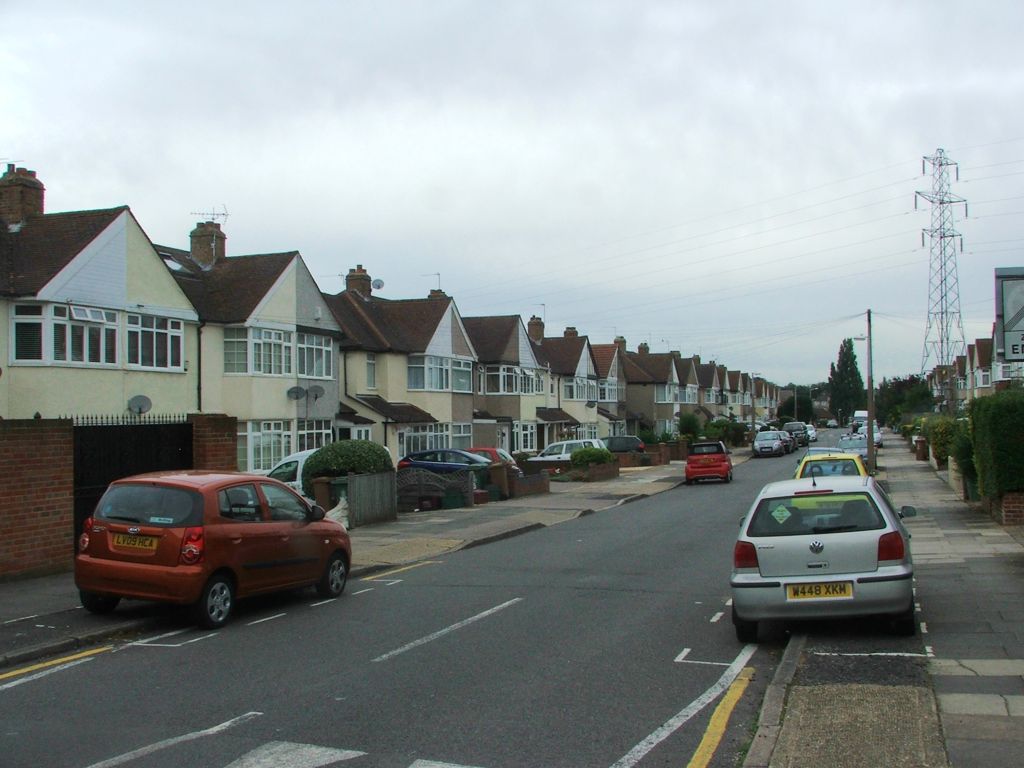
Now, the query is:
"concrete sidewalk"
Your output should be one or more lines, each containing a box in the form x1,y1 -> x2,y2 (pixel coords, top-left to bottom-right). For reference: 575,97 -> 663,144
749,445 -> 1024,768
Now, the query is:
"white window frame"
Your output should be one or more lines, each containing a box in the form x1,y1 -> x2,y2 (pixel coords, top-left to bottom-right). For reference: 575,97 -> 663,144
513,421 -> 537,452
451,422 -> 472,449
296,333 -> 333,379
366,352 -> 377,389
240,420 -> 293,472
452,359 -> 473,393
399,422 -> 451,454
127,313 -> 184,370
11,303 -> 118,367
297,418 -> 332,451
223,327 -> 248,373
252,329 -> 293,376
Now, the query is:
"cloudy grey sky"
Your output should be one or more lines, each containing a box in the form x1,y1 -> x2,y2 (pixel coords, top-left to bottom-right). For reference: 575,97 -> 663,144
6,1 -> 1022,386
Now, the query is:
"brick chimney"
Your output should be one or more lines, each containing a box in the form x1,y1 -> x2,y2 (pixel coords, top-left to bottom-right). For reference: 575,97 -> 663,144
528,315 -> 545,343
0,165 -> 45,226
429,288 -> 448,299
563,327 -> 579,338
614,336 -> 627,352
346,264 -> 372,297
638,342 -> 650,355
189,221 -> 226,271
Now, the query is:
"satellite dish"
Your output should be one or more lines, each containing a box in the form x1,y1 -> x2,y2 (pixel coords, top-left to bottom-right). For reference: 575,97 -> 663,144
371,278 -> 384,290
307,385 -> 325,400
287,386 -> 307,400
127,395 -> 152,415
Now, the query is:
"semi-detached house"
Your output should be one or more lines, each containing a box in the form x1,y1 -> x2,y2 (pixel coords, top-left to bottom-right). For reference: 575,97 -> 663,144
527,319 -> 600,445
323,266 -> 479,463
0,166 -> 199,419
158,223 -> 343,471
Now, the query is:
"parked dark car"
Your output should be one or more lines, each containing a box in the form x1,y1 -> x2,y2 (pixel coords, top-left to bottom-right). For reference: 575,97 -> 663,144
602,435 -> 646,453
397,449 -> 493,473
782,421 -> 809,446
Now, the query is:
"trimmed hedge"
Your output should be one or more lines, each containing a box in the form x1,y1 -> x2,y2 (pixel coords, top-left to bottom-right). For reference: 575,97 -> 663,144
922,415 -> 956,464
570,447 -> 615,468
971,389 -> 1024,497
301,440 -> 394,498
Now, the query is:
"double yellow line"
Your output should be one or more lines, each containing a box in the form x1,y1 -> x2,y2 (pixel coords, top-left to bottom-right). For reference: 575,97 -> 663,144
0,646 -> 112,683
687,666 -> 755,768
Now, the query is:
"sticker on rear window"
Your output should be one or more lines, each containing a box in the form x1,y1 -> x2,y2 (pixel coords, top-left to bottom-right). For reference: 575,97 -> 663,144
150,517 -> 174,524
771,506 -> 792,524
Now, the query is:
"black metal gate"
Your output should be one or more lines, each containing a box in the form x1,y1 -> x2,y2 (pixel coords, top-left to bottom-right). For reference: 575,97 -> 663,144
73,415 -> 193,546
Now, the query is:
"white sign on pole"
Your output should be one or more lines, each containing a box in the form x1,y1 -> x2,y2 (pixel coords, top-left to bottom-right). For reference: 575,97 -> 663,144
996,268 -> 1024,362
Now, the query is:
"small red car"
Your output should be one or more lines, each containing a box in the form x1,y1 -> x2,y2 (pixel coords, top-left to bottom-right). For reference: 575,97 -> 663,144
685,441 -> 734,484
75,471 -> 351,628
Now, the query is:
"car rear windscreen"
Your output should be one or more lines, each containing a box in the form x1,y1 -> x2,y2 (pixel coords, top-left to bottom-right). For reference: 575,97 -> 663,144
96,485 -> 203,527
747,493 -> 883,537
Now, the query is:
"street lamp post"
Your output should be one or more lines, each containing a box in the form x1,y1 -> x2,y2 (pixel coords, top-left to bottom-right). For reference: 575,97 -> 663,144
749,372 -> 762,442
853,309 -> 876,472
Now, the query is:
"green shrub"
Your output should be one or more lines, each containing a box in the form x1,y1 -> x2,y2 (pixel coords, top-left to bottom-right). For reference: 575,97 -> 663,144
677,413 -> 700,441
570,447 -> 615,467
922,415 -> 956,464
971,390 -> 1024,497
949,420 -> 976,480
301,440 -> 394,497
638,428 -> 659,444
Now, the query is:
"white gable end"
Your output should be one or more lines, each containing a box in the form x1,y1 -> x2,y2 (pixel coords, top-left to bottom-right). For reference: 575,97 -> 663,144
37,210 -> 129,308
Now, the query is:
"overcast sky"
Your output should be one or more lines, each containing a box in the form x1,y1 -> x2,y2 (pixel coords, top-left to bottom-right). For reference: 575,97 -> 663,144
6,1 -> 1022,386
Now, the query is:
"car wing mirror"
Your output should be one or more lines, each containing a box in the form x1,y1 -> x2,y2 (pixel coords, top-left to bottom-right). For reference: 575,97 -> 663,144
899,505 -> 917,519
310,504 -> 327,521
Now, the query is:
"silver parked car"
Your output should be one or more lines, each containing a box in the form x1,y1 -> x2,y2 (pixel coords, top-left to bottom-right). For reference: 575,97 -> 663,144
730,476 -> 916,642
752,430 -> 784,457
527,438 -> 607,462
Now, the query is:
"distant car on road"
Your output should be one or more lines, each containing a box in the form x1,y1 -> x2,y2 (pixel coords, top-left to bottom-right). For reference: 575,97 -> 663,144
730,475 -> 917,642
527,439 -> 607,462
468,446 -> 524,476
685,440 -> 733,484
397,449 -> 494,473
794,452 -> 868,479
783,421 -> 809,446
826,419 -> 839,429
804,424 -> 818,442
837,433 -> 870,459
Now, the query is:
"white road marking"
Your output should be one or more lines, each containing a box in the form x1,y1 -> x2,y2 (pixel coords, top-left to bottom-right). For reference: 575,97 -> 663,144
224,740 -> 365,767
311,598 -> 337,607
0,658 -> 93,691
609,644 -> 757,768
921,622 -> 929,634
810,651 -> 933,658
247,613 -> 287,626
130,628 -> 191,646
353,588 -> 374,595
725,598 -> 733,606
675,648 -> 691,662
709,612 -> 724,623
82,711 -> 263,768
410,761 -> 487,768
2,614 -> 40,625
130,629 -> 219,648
373,598 -> 524,662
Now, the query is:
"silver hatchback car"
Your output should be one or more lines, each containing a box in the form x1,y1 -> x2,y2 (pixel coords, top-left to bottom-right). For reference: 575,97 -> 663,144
730,476 -> 916,642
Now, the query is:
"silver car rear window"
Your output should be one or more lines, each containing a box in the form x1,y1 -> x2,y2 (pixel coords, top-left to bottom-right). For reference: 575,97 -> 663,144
747,493 -> 884,537
96,484 -> 203,527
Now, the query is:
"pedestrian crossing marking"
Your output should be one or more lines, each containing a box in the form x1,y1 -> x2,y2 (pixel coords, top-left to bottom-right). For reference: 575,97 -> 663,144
224,741 -> 365,767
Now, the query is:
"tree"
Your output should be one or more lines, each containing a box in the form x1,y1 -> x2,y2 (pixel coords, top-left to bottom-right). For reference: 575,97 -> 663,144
875,375 -> 933,427
828,338 -> 865,424
778,390 -> 814,422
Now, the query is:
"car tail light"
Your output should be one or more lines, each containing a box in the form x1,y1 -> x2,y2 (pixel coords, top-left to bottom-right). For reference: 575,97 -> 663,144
877,531 -> 905,561
638,441 -> 646,451
79,517 -> 93,551
733,541 -> 759,569
179,527 -> 205,565
397,459 -> 410,469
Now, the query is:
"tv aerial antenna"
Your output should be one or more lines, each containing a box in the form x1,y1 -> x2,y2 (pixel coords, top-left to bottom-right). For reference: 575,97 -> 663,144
190,204 -> 230,223
421,272 -> 441,290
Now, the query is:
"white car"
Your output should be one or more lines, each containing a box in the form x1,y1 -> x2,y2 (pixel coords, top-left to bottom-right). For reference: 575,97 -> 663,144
266,448 -> 318,498
805,424 -> 818,442
731,476 -> 916,642
527,439 -> 606,462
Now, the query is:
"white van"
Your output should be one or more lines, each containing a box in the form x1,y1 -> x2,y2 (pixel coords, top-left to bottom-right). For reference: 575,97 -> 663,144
266,449 -> 317,497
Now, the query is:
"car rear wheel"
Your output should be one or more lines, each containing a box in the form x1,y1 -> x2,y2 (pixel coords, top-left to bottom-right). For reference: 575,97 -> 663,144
724,470 -> 733,483
195,573 -> 234,629
732,606 -> 757,643
80,590 -> 120,615
317,553 -> 348,597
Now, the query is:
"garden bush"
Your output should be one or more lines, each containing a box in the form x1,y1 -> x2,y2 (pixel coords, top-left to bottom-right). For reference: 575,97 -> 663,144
922,415 -> 956,464
570,447 -> 615,467
301,440 -> 394,498
949,419 -> 976,481
970,389 -> 1024,497
677,413 -> 700,441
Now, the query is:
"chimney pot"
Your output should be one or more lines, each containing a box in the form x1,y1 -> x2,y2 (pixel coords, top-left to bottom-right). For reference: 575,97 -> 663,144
563,327 -> 578,338
638,342 -> 650,355
189,220 -> 226,271
346,265 -> 372,297
0,165 -> 45,223
527,315 -> 545,343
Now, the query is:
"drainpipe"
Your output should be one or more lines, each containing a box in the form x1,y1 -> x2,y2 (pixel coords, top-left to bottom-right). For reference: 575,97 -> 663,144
196,321 -> 205,411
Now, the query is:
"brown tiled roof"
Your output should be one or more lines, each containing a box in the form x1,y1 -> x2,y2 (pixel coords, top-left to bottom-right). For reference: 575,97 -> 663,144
355,395 -> 436,424
536,407 -> 579,424
590,344 -> 618,378
696,363 -> 718,388
976,338 -> 993,367
324,290 -> 451,353
335,402 -> 375,425
1,207 -> 128,296
158,245 -> 296,323
626,351 -> 677,382
536,335 -> 591,376
622,352 -> 655,383
463,315 -> 519,363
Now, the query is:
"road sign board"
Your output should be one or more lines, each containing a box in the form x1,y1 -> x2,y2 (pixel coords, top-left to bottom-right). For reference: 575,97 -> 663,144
996,268 -> 1024,361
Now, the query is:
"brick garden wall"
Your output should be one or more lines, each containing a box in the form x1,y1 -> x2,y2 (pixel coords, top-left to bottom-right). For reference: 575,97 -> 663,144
0,413 -> 237,581
993,491 -> 1024,526
0,419 -> 74,579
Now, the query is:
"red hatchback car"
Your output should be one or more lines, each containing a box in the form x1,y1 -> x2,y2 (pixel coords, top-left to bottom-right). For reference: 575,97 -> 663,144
75,471 -> 351,628
684,441 -> 734,484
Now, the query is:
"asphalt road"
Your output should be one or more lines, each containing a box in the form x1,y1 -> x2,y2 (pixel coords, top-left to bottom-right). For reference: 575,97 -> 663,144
1,450 -> 802,768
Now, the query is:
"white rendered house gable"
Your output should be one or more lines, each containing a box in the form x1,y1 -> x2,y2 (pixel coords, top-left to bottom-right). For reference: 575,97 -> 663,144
246,256 -> 299,332
423,303 -> 479,361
